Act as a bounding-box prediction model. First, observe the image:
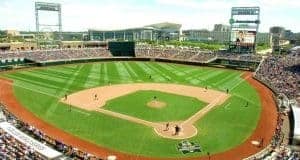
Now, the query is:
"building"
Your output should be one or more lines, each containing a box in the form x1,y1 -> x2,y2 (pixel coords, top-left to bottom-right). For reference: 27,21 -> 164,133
183,29 -> 230,43
294,33 -> 300,45
88,22 -> 182,41
283,30 -> 294,40
256,32 -> 270,44
5,30 -> 20,37
0,42 -> 37,51
270,26 -> 285,52
213,24 -> 230,32
183,29 -> 270,44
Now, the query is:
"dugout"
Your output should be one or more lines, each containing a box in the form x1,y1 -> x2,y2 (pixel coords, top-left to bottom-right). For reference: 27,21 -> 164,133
108,41 -> 135,57
0,58 -> 36,70
208,58 -> 259,71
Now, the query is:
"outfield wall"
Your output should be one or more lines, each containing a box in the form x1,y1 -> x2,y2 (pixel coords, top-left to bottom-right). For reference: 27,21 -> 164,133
34,57 -> 257,71
0,56 -> 259,74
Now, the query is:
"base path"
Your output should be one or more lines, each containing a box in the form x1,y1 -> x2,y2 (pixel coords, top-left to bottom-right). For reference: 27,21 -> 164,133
0,72 -> 278,160
62,83 -> 229,139
62,83 -> 227,110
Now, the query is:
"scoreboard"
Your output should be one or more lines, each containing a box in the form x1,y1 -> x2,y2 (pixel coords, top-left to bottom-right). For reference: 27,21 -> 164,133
229,7 -> 260,53
108,42 -> 135,57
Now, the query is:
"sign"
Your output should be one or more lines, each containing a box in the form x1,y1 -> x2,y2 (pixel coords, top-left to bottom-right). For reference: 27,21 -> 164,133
0,122 -> 62,159
232,7 -> 260,15
35,2 -> 60,11
177,140 -> 201,154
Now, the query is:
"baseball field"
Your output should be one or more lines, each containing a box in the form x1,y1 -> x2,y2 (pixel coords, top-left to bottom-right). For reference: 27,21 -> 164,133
1,61 -> 263,158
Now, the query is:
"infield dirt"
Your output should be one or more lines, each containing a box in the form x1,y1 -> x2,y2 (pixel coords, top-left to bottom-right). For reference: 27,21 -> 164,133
61,83 -> 229,139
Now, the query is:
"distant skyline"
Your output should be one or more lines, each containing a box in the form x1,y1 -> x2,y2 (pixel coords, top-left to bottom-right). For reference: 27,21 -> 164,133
1,0 -> 300,32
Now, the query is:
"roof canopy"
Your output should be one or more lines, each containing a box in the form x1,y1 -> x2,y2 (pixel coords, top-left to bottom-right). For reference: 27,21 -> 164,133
89,22 -> 181,32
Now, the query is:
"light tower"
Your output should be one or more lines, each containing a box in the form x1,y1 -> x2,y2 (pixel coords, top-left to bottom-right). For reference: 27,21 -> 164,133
229,7 -> 260,54
35,2 -> 62,48
270,26 -> 285,54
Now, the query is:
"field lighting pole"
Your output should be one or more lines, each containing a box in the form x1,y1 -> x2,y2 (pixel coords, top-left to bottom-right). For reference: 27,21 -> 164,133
35,2 -> 62,49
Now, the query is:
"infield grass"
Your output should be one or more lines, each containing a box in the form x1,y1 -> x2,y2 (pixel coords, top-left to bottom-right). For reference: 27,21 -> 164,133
104,90 -> 207,122
1,61 -> 261,158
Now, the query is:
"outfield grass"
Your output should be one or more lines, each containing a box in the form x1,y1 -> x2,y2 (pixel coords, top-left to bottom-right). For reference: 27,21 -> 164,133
104,90 -> 207,122
1,61 -> 261,158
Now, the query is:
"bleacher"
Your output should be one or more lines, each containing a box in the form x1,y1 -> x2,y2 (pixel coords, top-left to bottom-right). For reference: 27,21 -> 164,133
0,104 -> 102,160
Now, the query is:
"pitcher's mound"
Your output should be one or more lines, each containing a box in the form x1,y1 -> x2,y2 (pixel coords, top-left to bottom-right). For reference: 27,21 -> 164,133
147,100 -> 167,109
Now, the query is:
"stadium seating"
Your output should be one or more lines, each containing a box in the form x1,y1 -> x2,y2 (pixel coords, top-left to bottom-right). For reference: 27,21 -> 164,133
255,52 -> 300,99
135,45 -> 217,62
0,105 -> 101,160
1,48 -> 112,63
217,53 -> 262,62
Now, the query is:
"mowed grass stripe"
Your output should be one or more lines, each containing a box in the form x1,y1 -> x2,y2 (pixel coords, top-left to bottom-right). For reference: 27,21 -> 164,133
115,62 -> 134,83
45,65 -> 85,117
134,62 -> 165,82
5,73 -> 69,94
185,69 -> 213,86
153,63 -> 184,82
10,72 -> 69,88
127,62 -> 152,81
143,62 -> 170,82
6,75 -> 63,95
84,63 -> 102,88
68,65 -> 94,91
157,63 -> 187,76
206,71 -> 240,88
13,81 -> 59,98
105,62 -> 128,83
231,81 -> 261,104
206,71 -> 235,84
213,71 -> 241,86
185,68 -> 212,81
34,68 -> 77,81
47,65 -> 81,76
217,73 -> 244,91
21,70 -> 68,84
161,63 -> 200,77
123,62 -> 140,80
200,70 -> 224,81
98,63 -> 106,84
28,69 -> 74,83
103,62 -> 120,83
46,67 -> 79,76
102,62 -> 110,84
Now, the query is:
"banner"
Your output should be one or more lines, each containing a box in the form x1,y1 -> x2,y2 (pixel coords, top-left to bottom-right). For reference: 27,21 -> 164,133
0,122 -> 62,159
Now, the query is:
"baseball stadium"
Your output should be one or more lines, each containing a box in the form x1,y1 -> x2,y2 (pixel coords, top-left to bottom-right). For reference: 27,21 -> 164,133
0,1 -> 299,160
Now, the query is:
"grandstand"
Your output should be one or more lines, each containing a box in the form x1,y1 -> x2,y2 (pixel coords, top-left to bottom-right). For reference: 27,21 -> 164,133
88,22 -> 182,41
0,1 -> 299,160
0,46 -> 299,160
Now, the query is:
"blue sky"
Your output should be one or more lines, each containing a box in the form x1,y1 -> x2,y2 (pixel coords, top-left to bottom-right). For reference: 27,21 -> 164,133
0,0 -> 300,32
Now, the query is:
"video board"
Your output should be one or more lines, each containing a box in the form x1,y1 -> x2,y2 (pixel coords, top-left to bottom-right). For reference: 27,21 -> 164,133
230,30 -> 256,46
